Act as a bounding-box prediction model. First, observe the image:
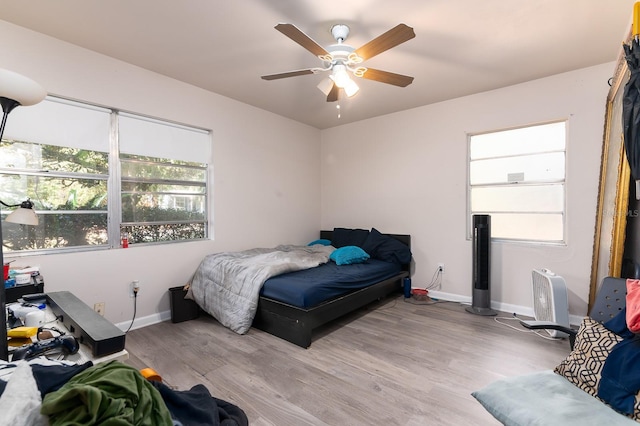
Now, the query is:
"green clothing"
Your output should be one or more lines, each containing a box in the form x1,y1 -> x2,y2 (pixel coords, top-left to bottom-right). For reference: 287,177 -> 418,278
40,360 -> 173,426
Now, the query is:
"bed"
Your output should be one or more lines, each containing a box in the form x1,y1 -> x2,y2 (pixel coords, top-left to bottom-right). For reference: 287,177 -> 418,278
189,228 -> 411,348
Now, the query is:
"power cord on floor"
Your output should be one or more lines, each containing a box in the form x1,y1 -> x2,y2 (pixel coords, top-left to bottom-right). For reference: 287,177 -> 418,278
400,265 -> 444,305
494,313 -> 565,342
402,296 -> 451,305
376,297 -> 398,310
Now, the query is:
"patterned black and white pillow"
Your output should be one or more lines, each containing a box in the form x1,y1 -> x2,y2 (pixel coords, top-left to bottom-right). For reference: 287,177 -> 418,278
554,317 -> 623,395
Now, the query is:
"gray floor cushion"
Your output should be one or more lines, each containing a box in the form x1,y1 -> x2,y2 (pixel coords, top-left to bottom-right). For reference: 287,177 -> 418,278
472,370 -> 638,426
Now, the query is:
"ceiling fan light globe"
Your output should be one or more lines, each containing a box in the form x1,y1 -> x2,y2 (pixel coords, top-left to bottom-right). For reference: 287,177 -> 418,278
344,79 -> 359,97
331,65 -> 351,88
317,78 -> 334,95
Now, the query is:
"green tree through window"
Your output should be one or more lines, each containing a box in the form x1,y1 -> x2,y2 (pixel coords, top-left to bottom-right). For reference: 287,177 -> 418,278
0,96 -> 211,254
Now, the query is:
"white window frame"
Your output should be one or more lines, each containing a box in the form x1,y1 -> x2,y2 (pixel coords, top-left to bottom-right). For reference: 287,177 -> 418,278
1,95 -> 212,255
467,120 -> 567,245
115,112 -> 211,246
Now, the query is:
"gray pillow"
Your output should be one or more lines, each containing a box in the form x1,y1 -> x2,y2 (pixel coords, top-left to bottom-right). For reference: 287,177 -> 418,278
472,370 -> 637,425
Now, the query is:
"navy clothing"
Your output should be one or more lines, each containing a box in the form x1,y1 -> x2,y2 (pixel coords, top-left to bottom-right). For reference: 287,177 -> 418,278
603,308 -> 635,339
598,336 -> 640,414
599,309 -> 640,414
150,381 -> 248,426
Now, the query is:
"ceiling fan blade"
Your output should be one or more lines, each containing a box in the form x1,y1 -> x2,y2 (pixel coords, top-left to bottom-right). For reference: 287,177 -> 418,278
275,23 -> 330,57
261,69 -> 316,80
354,24 -> 415,61
361,68 -> 414,87
326,83 -> 339,102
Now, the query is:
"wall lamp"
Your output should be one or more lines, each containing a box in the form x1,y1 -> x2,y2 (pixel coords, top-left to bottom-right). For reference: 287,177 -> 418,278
0,69 -> 46,361
1,199 -> 39,226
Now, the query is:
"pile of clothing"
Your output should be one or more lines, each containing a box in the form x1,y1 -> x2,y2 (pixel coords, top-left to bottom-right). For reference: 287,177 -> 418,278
0,358 -> 248,426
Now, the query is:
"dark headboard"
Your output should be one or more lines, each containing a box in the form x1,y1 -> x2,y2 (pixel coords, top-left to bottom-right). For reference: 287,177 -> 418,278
319,230 -> 411,249
319,230 -> 411,273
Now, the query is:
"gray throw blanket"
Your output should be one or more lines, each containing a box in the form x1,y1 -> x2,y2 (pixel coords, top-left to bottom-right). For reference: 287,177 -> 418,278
189,244 -> 334,334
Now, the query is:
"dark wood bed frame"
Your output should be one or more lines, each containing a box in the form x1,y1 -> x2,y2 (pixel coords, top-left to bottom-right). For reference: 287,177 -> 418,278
252,231 -> 411,348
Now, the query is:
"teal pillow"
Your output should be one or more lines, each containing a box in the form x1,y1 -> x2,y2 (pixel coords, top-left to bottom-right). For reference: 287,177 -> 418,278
307,239 -> 331,246
329,246 -> 370,265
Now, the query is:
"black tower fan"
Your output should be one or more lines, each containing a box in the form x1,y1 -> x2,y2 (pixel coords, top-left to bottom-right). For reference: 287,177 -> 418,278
466,214 -> 497,316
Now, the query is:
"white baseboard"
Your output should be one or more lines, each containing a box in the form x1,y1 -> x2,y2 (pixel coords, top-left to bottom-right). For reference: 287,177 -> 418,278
117,292 -> 585,332
116,310 -> 171,332
428,290 -> 583,326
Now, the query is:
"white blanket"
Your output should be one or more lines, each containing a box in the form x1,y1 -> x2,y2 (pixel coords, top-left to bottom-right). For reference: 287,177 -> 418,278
0,357 -> 81,426
189,244 -> 334,334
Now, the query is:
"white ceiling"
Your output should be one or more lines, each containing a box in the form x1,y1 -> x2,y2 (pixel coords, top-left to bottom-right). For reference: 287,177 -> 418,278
0,0 -> 635,129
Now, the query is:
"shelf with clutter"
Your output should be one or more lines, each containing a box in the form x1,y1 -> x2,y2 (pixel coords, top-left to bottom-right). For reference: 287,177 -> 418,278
4,264 -> 44,303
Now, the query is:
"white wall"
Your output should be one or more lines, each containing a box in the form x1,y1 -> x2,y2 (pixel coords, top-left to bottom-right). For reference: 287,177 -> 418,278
0,20 -> 322,327
0,18 -> 614,327
320,63 -> 613,318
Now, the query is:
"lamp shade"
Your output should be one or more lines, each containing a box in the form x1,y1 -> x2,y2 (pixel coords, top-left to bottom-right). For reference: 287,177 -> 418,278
5,206 -> 38,226
0,69 -> 46,107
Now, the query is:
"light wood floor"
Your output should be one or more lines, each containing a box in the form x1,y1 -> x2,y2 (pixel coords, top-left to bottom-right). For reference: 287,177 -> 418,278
124,296 -> 570,425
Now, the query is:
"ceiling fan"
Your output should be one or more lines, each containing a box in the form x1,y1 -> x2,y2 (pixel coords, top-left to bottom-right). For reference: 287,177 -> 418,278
261,23 -> 415,102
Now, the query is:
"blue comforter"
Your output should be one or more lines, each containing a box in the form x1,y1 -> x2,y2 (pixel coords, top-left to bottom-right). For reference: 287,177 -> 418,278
260,259 -> 402,308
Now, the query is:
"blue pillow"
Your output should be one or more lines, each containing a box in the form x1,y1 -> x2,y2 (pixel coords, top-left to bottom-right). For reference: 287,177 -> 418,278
331,227 -> 370,248
329,246 -> 370,265
361,228 -> 411,265
307,239 -> 331,246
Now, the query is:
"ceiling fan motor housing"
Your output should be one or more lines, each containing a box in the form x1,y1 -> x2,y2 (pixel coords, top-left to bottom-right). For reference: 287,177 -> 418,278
330,24 -> 350,43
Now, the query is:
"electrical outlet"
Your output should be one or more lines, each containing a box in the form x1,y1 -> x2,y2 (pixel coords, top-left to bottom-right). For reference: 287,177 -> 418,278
94,302 -> 105,316
130,280 -> 140,297
438,263 -> 445,273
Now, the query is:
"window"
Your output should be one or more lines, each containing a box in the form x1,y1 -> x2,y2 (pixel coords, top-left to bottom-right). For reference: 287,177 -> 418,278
0,96 -> 211,254
468,121 -> 566,243
118,113 -> 209,244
